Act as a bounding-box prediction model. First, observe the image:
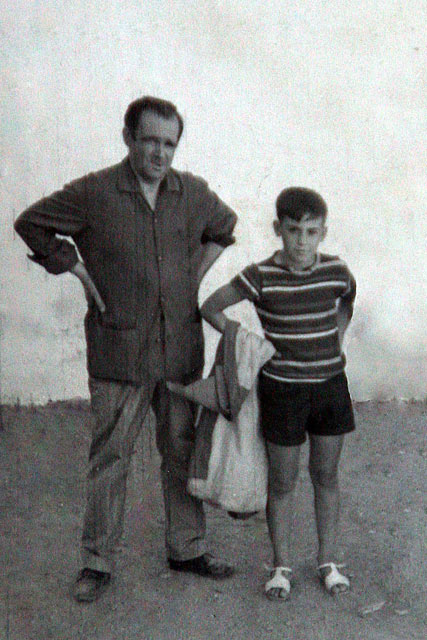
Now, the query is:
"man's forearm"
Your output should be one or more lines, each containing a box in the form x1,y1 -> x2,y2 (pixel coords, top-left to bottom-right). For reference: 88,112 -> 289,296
14,181 -> 86,274
196,242 -> 225,286
71,261 -> 106,313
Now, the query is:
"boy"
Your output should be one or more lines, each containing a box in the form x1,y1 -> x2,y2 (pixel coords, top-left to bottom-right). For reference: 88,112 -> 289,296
200,187 -> 356,600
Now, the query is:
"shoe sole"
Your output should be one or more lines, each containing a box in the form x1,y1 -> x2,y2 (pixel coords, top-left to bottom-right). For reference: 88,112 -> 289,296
168,563 -> 234,579
73,580 -> 111,603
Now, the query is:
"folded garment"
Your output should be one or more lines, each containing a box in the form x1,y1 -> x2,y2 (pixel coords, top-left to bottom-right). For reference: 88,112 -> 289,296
186,319 -> 275,515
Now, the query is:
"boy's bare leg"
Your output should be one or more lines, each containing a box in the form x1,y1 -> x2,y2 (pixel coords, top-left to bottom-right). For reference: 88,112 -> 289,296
309,434 -> 347,592
266,441 -> 301,597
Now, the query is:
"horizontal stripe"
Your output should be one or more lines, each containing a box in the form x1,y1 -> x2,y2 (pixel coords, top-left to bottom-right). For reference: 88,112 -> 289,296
258,265 -> 291,274
271,356 -> 342,368
257,307 -> 337,322
259,259 -> 345,274
312,259 -> 346,270
262,370 -> 330,383
263,281 -> 348,293
265,327 -> 338,340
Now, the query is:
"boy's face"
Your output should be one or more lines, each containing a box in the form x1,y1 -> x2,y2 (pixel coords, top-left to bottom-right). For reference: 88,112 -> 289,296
274,213 -> 327,270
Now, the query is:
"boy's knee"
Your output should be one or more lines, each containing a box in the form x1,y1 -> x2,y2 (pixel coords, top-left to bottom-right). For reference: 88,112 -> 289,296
309,465 -> 339,489
268,470 -> 298,497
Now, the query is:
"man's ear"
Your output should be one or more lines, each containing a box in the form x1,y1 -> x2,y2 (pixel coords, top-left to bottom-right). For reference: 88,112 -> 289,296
273,219 -> 281,237
122,127 -> 132,148
321,225 -> 328,241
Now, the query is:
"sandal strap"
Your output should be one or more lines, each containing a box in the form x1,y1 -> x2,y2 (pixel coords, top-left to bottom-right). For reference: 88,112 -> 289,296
318,562 -> 345,570
265,567 -> 292,593
318,562 -> 349,591
266,566 -> 292,574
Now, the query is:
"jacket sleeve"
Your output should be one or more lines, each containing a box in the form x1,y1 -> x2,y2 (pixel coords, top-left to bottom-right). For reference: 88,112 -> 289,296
13,177 -> 88,274
196,179 -> 238,248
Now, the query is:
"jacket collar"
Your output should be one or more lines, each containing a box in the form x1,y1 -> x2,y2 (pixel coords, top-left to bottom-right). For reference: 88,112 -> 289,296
116,157 -> 181,193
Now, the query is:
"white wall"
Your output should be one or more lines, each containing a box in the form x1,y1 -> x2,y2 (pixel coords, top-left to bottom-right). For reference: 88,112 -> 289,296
1,0 -> 426,402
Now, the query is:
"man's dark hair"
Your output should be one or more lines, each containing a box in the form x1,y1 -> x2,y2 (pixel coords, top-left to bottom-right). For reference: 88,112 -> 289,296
276,187 -> 328,222
124,96 -> 184,140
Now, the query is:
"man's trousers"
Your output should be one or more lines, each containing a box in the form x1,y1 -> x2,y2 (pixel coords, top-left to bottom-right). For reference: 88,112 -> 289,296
80,377 -> 206,573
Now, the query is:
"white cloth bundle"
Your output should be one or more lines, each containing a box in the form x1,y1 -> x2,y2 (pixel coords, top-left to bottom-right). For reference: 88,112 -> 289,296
186,321 -> 275,514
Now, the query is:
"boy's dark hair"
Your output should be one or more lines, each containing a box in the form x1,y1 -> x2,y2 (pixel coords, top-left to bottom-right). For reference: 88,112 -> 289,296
124,96 -> 184,140
276,187 -> 327,222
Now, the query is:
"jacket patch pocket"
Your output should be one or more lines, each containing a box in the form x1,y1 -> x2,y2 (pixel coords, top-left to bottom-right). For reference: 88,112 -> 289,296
85,312 -> 139,381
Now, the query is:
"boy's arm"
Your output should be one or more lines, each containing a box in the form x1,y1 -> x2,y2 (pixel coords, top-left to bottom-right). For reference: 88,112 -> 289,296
337,267 -> 356,348
200,283 -> 247,333
337,298 -> 354,348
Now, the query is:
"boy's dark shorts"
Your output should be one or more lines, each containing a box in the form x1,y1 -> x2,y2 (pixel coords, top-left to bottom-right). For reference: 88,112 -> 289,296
259,372 -> 355,447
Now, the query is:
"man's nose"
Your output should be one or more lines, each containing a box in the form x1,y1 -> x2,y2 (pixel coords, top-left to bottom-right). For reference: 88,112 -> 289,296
153,141 -> 166,157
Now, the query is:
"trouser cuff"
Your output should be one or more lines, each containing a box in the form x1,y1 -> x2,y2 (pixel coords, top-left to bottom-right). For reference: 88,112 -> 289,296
81,548 -> 113,574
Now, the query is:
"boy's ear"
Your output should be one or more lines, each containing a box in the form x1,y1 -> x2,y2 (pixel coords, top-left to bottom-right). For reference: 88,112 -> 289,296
273,219 -> 281,237
321,225 -> 328,241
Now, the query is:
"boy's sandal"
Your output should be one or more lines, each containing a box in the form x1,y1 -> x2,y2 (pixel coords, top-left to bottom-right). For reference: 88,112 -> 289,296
317,562 -> 350,595
265,567 -> 292,601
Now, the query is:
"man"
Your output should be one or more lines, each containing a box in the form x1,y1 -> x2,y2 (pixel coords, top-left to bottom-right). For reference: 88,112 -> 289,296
14,96 -> 238,602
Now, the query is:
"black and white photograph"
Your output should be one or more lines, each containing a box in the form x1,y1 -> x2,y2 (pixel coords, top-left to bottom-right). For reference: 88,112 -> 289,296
1,1 -> 426,638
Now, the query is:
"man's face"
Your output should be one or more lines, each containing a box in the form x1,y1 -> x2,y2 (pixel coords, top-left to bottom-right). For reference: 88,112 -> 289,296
274,213 -> 327,269
124,110 -> 180,183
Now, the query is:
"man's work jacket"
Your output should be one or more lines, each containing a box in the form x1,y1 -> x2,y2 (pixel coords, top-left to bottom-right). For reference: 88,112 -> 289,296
14,159 -> 237,384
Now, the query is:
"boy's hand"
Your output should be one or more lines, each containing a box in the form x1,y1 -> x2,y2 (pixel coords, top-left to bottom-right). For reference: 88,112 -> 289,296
70,261 -> 106,314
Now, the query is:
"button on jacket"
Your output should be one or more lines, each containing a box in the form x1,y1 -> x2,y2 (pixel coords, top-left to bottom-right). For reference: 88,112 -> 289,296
14,158 -> 237,384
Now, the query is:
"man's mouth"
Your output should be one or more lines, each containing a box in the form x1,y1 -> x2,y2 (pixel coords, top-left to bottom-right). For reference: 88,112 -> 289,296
150,164 -> 164,173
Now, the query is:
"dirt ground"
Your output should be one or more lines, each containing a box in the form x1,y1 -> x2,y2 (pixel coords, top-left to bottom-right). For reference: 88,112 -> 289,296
0,400 -> 425,640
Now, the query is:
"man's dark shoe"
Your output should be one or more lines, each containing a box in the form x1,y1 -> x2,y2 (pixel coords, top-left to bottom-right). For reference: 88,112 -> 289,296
168,553 -> 234,579
73,568 -> 111,602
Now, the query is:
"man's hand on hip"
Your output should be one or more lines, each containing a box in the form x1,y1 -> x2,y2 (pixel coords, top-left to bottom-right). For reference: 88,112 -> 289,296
70,261 -> 106,313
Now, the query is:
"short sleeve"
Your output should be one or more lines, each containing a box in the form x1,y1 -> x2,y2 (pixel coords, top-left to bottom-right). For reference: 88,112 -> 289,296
230,263 -> 262,302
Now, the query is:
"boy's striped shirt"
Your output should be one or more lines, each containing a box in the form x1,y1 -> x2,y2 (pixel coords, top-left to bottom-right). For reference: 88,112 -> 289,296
230,252 -> 356,383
